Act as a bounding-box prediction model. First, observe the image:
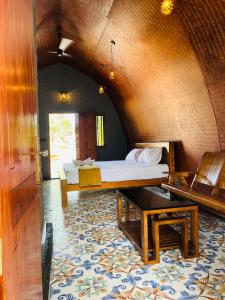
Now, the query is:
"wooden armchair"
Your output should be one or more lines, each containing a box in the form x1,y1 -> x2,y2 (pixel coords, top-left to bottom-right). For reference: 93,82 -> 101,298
212,163 -> 225,198
162,152 -> 225,215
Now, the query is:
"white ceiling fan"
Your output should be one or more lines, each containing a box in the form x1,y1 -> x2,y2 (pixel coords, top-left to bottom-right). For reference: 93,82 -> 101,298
47,27 -> 74,58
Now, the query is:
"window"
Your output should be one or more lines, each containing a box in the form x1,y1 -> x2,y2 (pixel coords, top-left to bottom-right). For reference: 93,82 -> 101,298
96,115 -> 105,146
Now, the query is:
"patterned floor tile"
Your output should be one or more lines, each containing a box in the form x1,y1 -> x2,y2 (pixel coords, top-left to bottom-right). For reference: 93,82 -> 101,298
43,180 -> 225,300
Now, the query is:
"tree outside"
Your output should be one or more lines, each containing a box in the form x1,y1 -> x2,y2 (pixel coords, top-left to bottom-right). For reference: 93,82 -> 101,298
49,113 -> 76,178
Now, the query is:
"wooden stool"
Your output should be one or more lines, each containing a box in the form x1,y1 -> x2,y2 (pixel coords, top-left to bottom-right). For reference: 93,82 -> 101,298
151,217 -> 189,264
117,188 -> 199,265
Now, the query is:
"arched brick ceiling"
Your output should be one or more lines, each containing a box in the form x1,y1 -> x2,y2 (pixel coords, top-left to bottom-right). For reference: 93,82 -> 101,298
36,0 -> 225,170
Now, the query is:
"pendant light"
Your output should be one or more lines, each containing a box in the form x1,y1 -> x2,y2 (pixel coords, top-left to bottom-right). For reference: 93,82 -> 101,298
98,64 -> 106,94
109,40 -> 116,80
161,0 -> 174,15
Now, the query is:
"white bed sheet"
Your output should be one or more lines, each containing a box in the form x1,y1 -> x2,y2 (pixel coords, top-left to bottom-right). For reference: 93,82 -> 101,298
63,160 -> 169,184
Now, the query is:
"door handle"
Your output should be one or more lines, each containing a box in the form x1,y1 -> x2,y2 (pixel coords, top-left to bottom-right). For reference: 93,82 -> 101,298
40,150 -> 48,157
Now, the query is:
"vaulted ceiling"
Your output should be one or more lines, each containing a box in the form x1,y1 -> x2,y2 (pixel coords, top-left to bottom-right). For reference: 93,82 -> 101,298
36,0 -> 225,169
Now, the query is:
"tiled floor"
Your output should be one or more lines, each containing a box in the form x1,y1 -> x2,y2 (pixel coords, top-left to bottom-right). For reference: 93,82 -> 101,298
43,180 -> 225,300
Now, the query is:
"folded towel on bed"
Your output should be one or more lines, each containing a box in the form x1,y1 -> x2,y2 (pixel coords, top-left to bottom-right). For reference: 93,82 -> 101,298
78,166 -> 101,187
73,157 -> 95,166
79,164 -> 98,169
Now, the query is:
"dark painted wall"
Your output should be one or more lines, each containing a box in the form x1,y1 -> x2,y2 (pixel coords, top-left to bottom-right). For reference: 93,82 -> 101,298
38,64 -> 127,178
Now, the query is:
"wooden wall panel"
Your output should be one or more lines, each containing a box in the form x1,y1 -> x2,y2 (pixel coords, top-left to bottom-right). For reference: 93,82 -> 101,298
7,0 -> 37,189
0,0 -> 43,299
207,81 -> 225,149
36,0 -> 225,170
12,191 -> 42,300
176,0 -> 225,151
11,175 -> 37,230
0,0 -> 18,297
78,112 -> 97,160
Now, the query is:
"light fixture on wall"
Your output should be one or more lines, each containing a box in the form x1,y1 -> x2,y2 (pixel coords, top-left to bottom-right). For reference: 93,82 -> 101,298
109,40 -> 116,80
98,85 -> 106,94
59,91 -> 70,103
161,0 -> 174,15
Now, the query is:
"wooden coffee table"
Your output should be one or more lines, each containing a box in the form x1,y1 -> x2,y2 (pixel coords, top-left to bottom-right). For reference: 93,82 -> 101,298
117,188 -> 199,264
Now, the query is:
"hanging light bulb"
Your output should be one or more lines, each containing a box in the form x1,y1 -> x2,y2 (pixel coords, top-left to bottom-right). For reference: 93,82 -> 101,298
98,85 -> 105,94
109,71 -> 116,80
161,0 -> 174,15
109,40 -> 116,80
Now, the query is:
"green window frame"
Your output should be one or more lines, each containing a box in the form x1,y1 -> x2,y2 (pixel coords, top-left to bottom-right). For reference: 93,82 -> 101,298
96,115 -> 105,146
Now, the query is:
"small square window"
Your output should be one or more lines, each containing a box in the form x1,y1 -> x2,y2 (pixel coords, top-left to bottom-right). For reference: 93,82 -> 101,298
96,115 -> 105,146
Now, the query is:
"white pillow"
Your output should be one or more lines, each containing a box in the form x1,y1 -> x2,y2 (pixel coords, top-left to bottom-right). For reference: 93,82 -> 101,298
137,147 -> 162,165
125,148 -> 144,162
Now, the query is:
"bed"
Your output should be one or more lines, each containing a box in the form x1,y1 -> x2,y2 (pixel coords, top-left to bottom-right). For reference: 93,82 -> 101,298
60,141 -> 175,207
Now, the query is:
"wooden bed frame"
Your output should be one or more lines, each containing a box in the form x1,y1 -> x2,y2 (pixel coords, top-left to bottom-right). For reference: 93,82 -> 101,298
60,141 -> 175,207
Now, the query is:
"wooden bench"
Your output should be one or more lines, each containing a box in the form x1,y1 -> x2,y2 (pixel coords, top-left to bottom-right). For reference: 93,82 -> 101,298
162,152 -> 225,215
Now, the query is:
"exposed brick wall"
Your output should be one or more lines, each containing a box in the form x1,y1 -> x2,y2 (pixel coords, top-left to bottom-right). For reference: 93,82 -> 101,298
106,0 -> 221,170
177,0 -> 225,152
208,80 -> 225,150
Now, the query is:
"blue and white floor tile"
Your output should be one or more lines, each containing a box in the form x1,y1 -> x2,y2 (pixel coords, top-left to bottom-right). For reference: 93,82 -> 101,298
43,180 -> 225,300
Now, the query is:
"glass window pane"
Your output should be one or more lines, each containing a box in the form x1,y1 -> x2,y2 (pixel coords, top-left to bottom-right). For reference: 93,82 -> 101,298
96,115 -> 104,146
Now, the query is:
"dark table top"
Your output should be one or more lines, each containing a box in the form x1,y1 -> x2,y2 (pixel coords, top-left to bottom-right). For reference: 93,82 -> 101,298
118,187 -> 197,211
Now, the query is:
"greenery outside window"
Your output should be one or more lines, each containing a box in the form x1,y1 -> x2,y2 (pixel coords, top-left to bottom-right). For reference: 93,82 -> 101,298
96,115 -> 105,146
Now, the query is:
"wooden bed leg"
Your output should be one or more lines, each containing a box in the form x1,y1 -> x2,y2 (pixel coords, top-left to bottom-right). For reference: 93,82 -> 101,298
125,200 -> 130,222
60,179 -> 68,207
190,207 -> 199,257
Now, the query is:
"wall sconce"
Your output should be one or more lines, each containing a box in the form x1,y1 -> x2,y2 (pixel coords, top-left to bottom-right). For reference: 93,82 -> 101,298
161,0 -> 174,15
59,91 -> 70,103
98,85 -> 106,94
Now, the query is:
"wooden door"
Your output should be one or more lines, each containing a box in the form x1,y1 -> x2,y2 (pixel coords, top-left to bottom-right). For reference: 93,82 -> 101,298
0,0 -> 43,299
78,112 -> 97,160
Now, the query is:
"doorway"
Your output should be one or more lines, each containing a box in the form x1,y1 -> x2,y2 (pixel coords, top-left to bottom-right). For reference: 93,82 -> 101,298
49,113 -> 76,178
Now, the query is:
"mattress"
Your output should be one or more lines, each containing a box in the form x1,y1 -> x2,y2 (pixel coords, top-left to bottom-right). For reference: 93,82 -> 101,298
63,160 -> 169,184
